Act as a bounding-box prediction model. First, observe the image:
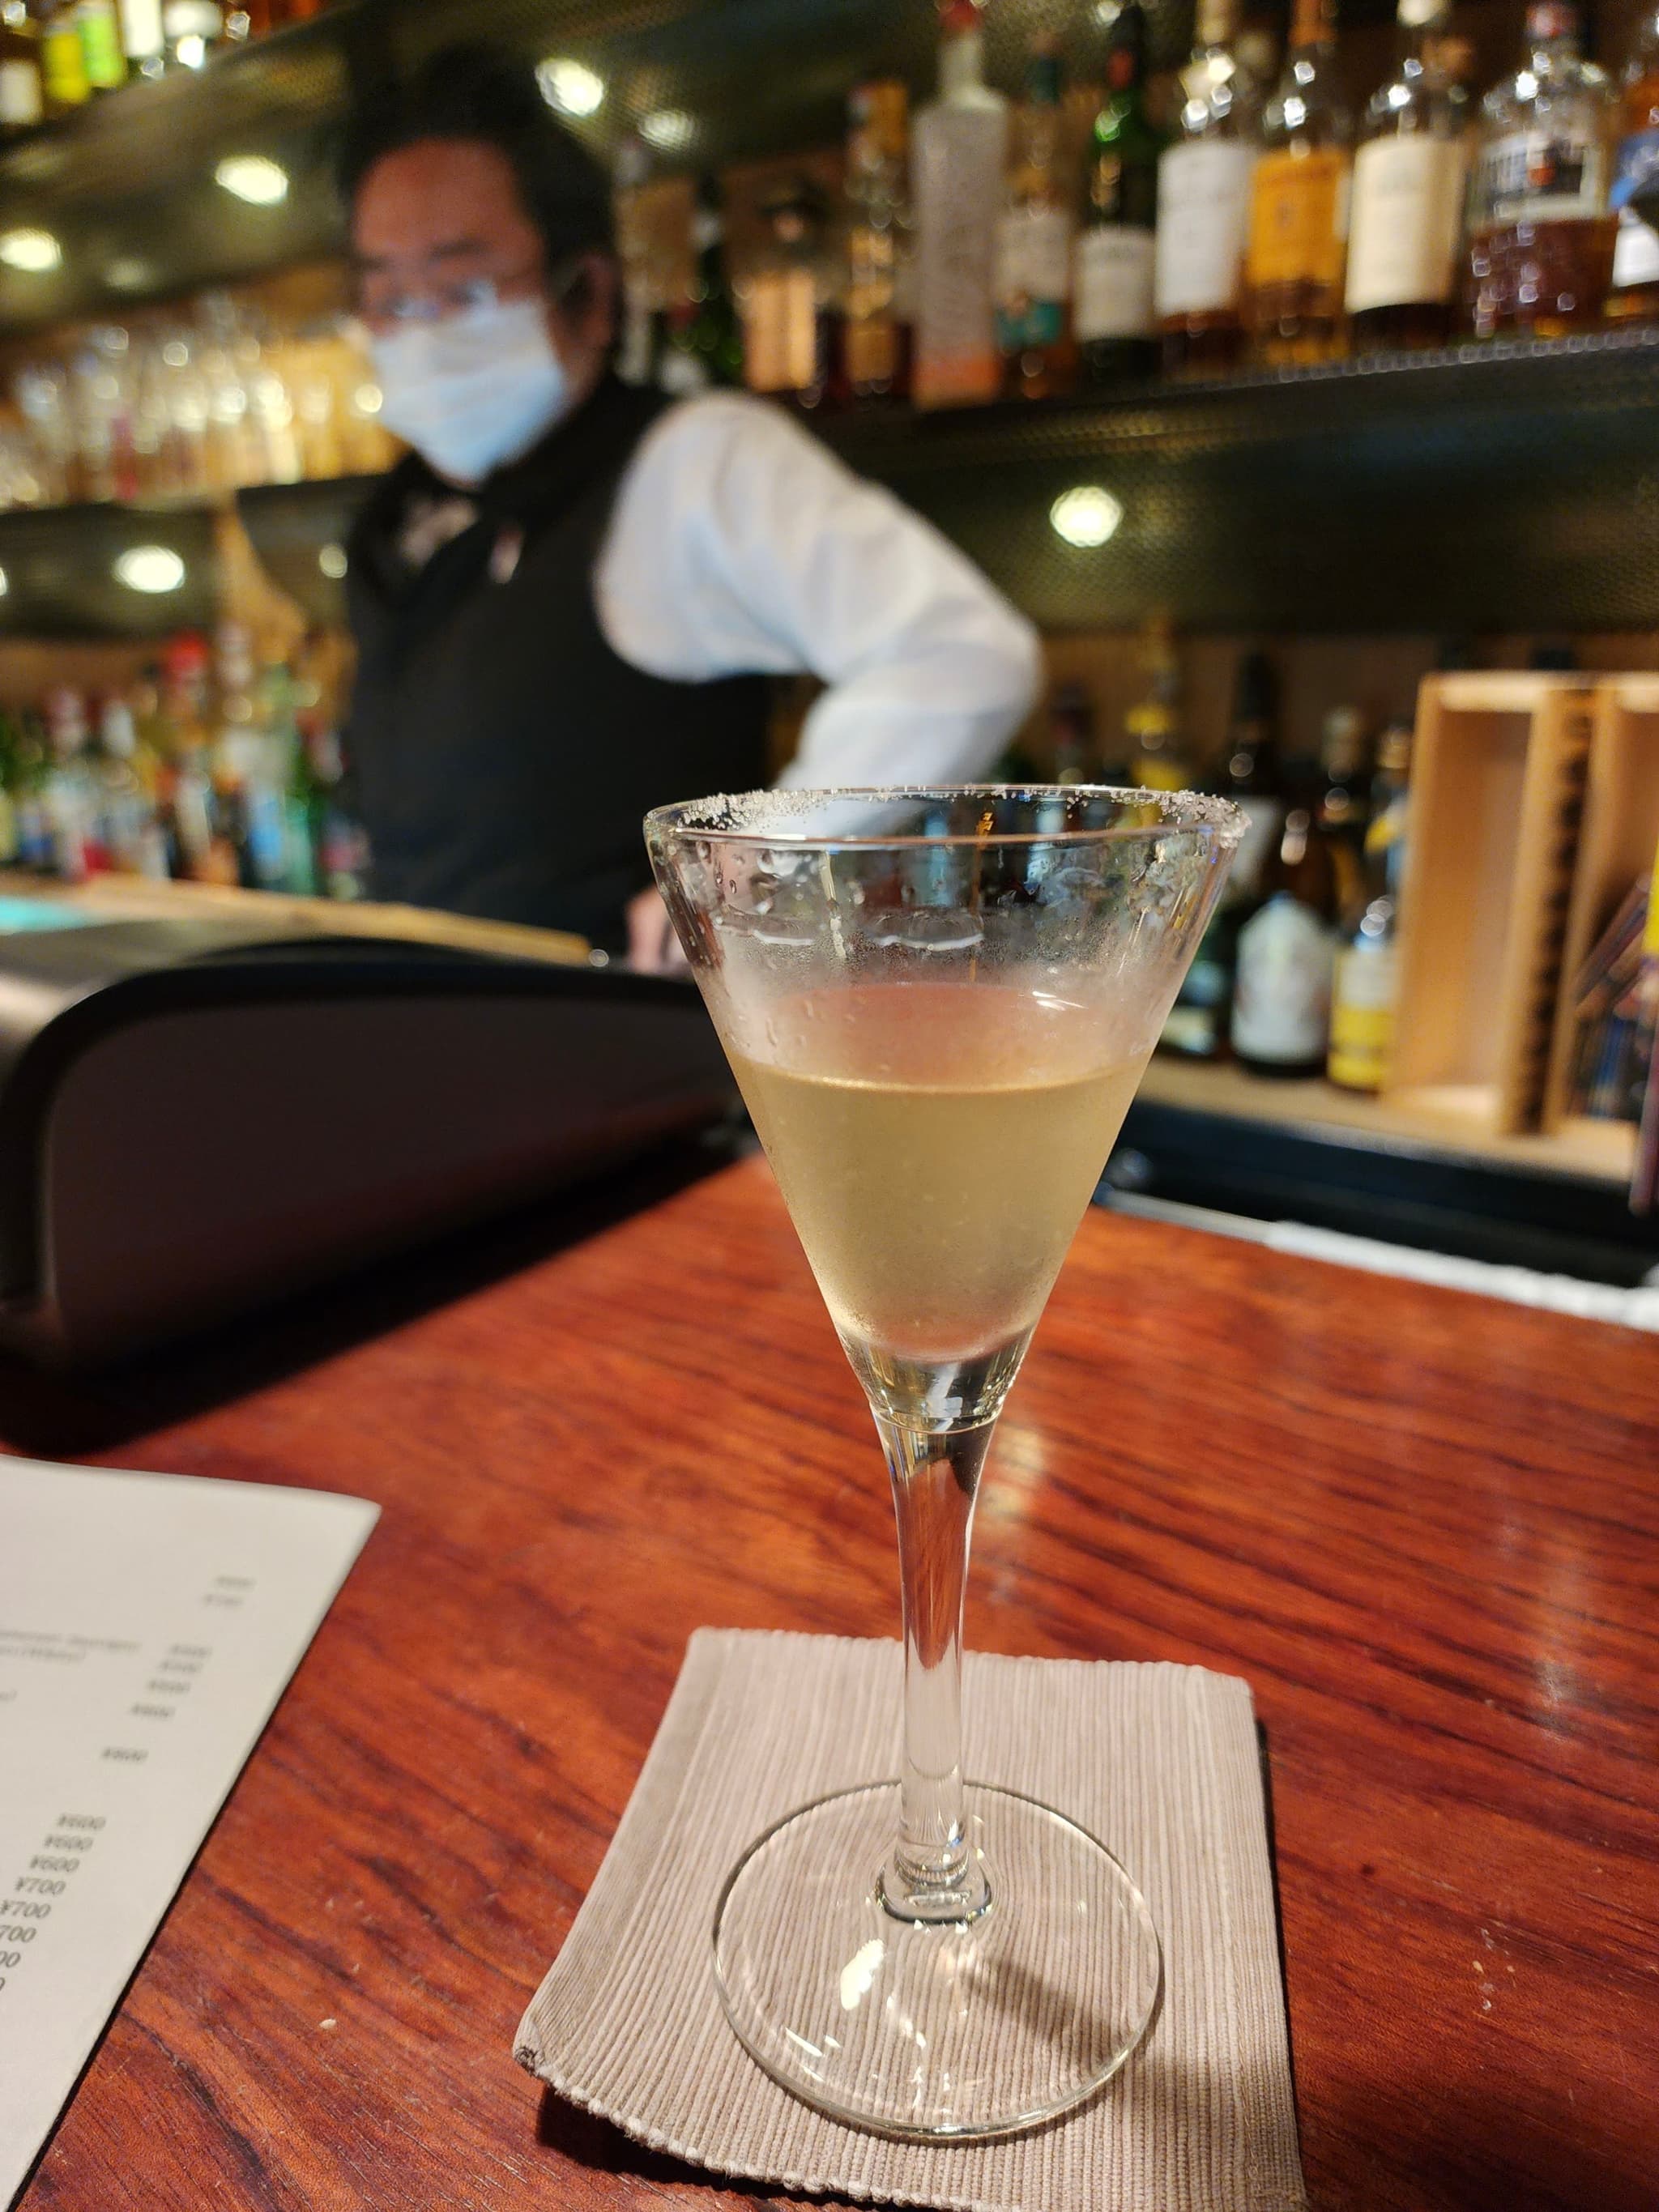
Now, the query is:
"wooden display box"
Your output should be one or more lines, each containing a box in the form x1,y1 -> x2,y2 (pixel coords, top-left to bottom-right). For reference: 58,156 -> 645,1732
1540,677 -> 1659,1178
1388,674 -> 1595,1140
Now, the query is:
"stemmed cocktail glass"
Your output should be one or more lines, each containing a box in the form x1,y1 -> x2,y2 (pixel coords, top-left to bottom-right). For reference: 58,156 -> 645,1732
646,786 -> 1241,2142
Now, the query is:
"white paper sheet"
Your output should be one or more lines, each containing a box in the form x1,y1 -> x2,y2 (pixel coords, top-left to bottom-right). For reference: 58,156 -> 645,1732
0,1455 -> 377,2205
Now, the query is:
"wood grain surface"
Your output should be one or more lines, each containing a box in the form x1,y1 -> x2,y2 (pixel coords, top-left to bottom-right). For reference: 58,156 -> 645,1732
5,1152 -> 1657,2212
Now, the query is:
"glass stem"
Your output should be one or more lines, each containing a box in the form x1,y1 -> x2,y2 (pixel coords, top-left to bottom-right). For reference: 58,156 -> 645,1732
875,1411 -> 996,1924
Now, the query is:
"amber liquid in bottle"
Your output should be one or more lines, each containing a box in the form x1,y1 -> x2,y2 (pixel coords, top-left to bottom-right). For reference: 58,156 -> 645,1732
1465,1 -> 1615,339
1245,0 -> 1353,365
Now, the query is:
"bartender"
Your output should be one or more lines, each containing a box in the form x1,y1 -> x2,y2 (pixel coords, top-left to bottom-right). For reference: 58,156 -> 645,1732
340,44 -> 1040,966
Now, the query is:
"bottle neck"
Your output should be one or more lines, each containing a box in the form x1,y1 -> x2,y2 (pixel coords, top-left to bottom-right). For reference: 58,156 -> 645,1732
940,26 -> 986,99
1290,0 -> 1335,55
1525,4 -> 1581,64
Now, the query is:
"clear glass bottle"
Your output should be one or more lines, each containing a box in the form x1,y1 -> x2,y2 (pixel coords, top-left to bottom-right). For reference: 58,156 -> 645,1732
1076,2 -> 1162,384
913,0 -> 1007,410
1231,804 -> 1341,1076
1155,0 -> 1256,377
1465,1 -> 1616,339
1346,0 -> 1469,350
1245,0 -> 1354,365
996,32 -> 1078,400
1606,6 -> 1659,322
845,79 -> 913,404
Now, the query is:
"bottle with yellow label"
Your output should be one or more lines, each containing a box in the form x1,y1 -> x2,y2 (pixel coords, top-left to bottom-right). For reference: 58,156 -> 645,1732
1328,893 -> 1397,1090
1245,0 -> 1353,364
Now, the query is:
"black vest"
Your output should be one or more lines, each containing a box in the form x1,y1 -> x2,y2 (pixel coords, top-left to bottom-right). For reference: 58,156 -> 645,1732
344,379 -> 770,950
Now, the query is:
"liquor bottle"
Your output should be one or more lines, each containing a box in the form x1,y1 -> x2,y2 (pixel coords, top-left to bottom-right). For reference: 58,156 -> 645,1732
1364,718 -> 1413,895
913,0 -> 1008,410
1245,0 -> 1354,365
1076,2 -> 1162,384
1048,680 -> 1094,782
1125,616 -> 1193,791
1606,6 -> 1659,322
1155,0 -> 1256,377
119,0 -> 164,78
845,80 -> 913,404
1346,0 -> 1469,350
741,177 -> 839,411
1316,703 -> 1371,920
1162,896 -> 1241,1058
996,32 -> 1077,400
1218,649 -> 1286,902
1465,2 -> 1615,339
76,0 -> 124,89
38,0 -> 89,111
1231,803 -> 1341,1076
0,1 -> 41,130
662,174 -> 744,394
1328,893 -> 1397,1091
161,0 -> 223,67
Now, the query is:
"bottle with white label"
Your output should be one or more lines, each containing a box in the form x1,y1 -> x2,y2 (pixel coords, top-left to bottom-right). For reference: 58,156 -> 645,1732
1077,1 -> 1162,383
118,0 -> 166,79
1155,0 -> 1256,377
996,32 -> 1077,400
1346,0 -> 1469,350
1465,2 -> 1615,338
1231,806 -> 1339,1076
913,0 -> 1008,411
0,0 -> 42,131
1606,6 -> 1659,322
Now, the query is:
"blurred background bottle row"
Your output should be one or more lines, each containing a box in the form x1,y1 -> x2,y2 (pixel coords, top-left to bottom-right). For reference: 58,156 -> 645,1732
0,290 -> 396,511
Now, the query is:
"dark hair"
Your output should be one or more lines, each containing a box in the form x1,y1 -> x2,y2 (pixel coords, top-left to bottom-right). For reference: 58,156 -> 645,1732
339,41 -> 615,267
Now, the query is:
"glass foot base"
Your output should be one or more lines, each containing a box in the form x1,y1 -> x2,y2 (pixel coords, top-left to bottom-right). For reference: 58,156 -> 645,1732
712,1780 -> 1162,2141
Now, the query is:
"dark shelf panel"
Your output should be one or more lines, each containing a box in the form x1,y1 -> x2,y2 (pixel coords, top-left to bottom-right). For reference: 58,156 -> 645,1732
4,335 -> 1657,636
0,499 -> 219,636
237,472 -> 373,623
824,330 -> 1659,632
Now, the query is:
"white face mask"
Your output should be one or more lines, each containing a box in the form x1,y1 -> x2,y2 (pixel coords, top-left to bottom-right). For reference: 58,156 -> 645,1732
369,294 -> 572,484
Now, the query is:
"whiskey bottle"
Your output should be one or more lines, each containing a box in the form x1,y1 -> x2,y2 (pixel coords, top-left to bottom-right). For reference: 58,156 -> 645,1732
1245,0 -> 1353,365
1465,2 -> 1615,339
1154,0 -> 1256,377
1346,0 -> 1469,350
996,32 -> 1078,400
846,79 -> 913,403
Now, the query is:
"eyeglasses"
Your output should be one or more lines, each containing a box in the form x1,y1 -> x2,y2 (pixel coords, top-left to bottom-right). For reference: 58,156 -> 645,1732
358,259 -> 586,328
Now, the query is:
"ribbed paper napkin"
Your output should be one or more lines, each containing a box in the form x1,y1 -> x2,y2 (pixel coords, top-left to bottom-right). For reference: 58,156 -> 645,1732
516,1630 -> 1306,2212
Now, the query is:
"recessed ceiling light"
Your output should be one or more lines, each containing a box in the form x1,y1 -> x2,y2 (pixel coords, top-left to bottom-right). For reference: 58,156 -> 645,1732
113,545 -> 186,595
1049,485 -> 1124,548
0,228 -> 62,274
352,381 -> 382,417
318,543 -> 348,580
215,155 -> 289,206
640,109 -> 696,153
537,58 -> 604,117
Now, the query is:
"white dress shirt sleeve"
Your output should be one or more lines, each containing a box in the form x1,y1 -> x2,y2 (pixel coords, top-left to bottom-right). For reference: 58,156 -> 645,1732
592,392 -> 1042,786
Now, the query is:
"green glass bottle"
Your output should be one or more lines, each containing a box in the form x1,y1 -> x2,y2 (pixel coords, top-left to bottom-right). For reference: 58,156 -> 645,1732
1077,1 -> 1163,382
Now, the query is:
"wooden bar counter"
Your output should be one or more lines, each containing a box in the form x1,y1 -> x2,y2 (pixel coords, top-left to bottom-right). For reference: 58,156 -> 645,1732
4,1153 -> 1655,2212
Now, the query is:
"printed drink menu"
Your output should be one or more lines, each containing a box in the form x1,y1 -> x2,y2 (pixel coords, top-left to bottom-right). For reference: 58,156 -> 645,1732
0,1456 -> 377,2205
